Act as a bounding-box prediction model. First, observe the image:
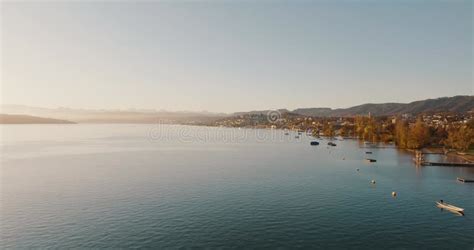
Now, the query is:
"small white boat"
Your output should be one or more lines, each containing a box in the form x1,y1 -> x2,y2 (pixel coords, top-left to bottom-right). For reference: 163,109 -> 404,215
436,201 -> 464,214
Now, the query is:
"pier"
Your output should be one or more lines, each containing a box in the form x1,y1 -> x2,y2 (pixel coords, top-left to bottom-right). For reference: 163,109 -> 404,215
414,150 -> 474,167
421,162 -> 474,167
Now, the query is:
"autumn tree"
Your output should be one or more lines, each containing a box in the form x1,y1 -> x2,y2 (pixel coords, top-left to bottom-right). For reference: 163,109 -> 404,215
323,122 -> 335,138
446,119 -> 474,151
394,119 -> 409,148
354,116 -> 365,139
433,126 -> 448,145
339,123 -> 353,138
363,117 -> 379,142
407,118 -> 430,149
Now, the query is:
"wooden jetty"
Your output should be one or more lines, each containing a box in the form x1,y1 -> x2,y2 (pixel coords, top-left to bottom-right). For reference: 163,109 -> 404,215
414,150 -> 425,165
421,162 -> 474,167
415,150 -> 474,167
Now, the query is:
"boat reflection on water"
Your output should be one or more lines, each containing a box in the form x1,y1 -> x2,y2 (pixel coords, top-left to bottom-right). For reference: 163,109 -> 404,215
438,209 -> 465,217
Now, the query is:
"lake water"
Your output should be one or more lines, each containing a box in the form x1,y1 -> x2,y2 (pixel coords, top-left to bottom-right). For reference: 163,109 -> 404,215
1,124 -> 473,249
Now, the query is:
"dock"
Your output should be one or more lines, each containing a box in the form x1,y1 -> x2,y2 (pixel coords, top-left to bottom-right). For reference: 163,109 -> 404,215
421,162 -> 474,167
415,150 -> 474,167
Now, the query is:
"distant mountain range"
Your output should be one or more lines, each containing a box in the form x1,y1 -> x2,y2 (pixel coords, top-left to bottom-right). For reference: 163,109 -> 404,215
1,96 -> 472,123
0,105 -> 226,123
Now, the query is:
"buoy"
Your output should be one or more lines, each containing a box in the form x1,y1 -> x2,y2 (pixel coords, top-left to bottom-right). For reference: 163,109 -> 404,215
392,191 -> 397,197
371,180 -> 376,184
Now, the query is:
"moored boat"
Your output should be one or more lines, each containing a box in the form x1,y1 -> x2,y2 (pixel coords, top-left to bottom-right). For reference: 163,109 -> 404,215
457,177 -> 474,183
310,141 -> 320,146
436,201 -> 464,214
365,158 -> 376,163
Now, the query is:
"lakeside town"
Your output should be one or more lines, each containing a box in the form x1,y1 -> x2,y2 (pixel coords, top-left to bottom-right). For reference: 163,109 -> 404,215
187,111 -> 474,162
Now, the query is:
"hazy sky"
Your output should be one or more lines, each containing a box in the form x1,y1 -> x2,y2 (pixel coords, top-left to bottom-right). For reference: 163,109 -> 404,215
1,1 -> 472,112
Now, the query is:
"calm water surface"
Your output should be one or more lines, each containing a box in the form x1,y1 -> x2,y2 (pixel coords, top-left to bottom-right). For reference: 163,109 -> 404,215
1,124 -> 473,249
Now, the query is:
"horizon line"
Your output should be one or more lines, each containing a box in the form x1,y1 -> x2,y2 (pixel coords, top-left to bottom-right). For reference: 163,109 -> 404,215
1,95 -> 472,114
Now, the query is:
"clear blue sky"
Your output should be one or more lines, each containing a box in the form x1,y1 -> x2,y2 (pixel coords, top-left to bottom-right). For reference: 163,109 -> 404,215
2,1 -> 472,112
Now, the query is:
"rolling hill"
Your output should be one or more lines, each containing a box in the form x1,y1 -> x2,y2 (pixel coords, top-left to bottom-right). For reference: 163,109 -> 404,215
292,96 -> 473,117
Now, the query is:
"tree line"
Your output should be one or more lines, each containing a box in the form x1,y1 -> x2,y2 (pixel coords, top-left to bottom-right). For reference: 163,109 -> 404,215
321,116 -> 473,151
